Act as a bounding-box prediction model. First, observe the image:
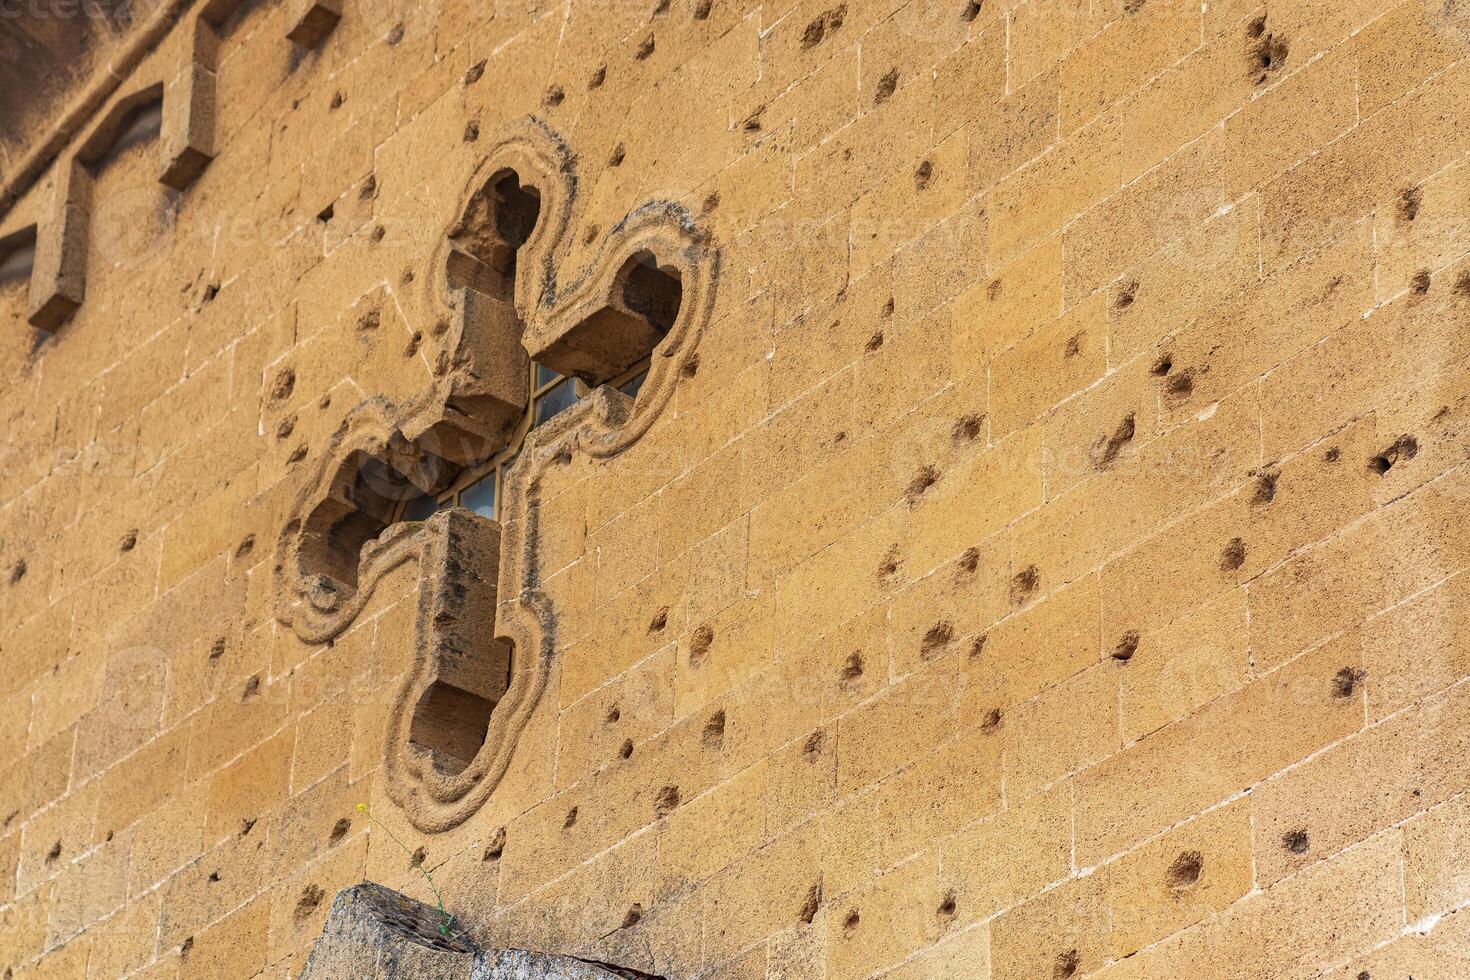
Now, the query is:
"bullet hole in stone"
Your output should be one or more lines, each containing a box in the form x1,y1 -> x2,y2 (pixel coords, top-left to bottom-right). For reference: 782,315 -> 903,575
1112,631 -> 1140,663
288,444 -> 309,465
959,547 -> 981,575
465,60 -> 486,85
1333,667 -> 1364,699
840,652 -> 865,688
1397,186 -> 1422,224
404,331 -> 422,358
742,109 -> 764,133
317,202 -> 334,223
240,817 -> 257,837
877,545 -> 902,582
1010,565 -> 1040,604
621,904 -> 643,929
953,413 -> 984,444
180,937 -> 193,959
921,621 -> 954,658
606,703 -> 621,725
636,34 -> 656,59
914,159 -> 933,190
1123,0 -> 1144,12
842,908 -> 861,934
1247,16 -> 1289,86
1411,270 -> 1432,295
1064,333 -> 1082,357
981,707 -> 1004,734
8,558 -> 26,585
803,730 -> 825,757
609,143 -> 626,167
386,21 -> 405,44
1252,470 -> 1279,506
655,785 -> 681,816
802,5 -> 845,49
105,829 -> 114,842
1114,278 -> 1138,311
970,634 -> 989,661
875,68 -> 898,105
234,534 -> 255,562
652,0 -> 670,11
1054,949 -> 1080,979
1357,973 -> 1371,980
371,224 -> 386,243
986,278 -> 1003,301
295,883 -> 325,920
799,880 -> 823,924
357,309 -> 380,333
45,841 -> 60,863
620,739 -> 634,759
649,607 -> 669,634
207,637 -> 226,663
329,90 -> 344,110
120,529 -> 137,552
402,268 -> 416,286
937,890 -> 957,919
689,625 -> 715,668
702,192 -> 720,214
682,353 -> 700,377
1369,435 -> 1418,474
906,464 -> 939,500
865,329 -> 884,352
484,827 -> 506,860
410,846 -> 426,869
1324,447 -> 1341,463
208,870 -> 221,883
1220,537 -> 1246,572
319,392 -> 333,409
463,120 -> 480,143
703,709 -> 727,747
202,282 -> 219,304
1092,413 -> 1136,470
882,297 -> 895,317
1283,828 -> 1309,854
961,0 -> 983,22
1166,850 -> 1203,890
270,367 -> 296,402
1456,272 -> 1470,297
359,174 -> 377,200
241,674 -> 261,701
1151,354 -> 1173,376
328,817 -> 350,843
544,85 -> 565,108
694,0 -> 712,18
1164,369 -> 1195,399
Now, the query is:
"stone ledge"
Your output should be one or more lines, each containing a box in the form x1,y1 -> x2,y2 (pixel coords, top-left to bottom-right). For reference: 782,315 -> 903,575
300,882 -> 666,980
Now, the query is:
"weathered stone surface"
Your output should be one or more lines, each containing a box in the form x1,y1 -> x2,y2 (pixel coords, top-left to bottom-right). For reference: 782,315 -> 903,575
301,882 -> 656,980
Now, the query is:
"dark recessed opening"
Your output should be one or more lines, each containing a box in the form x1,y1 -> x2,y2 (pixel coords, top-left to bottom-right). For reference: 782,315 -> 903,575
620,250 -> 683,335
449,170 -> 543,299
409,680 -> 498,776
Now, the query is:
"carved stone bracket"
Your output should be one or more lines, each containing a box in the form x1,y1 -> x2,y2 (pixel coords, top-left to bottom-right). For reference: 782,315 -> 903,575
275,118 -> 717,832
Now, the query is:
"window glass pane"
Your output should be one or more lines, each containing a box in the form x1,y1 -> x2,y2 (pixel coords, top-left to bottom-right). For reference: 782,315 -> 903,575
401,493 -> 440,522
619,369 -> 648,399
460,475 -> 497,519
535,363 -> 561,390
534,379 -> 578,425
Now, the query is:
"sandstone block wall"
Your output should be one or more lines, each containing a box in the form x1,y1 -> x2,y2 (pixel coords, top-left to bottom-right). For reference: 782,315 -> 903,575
1,0 -> 1469,977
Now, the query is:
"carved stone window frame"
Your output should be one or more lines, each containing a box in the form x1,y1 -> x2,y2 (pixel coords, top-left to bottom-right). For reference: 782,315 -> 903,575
274,118 -> 717,832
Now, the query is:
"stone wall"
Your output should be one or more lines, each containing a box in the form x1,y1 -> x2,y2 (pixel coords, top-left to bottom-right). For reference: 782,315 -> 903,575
1,0 -> 1470,977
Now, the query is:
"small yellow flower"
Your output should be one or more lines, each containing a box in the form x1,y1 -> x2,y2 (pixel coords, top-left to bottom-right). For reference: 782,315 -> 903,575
357,803 -> 367,812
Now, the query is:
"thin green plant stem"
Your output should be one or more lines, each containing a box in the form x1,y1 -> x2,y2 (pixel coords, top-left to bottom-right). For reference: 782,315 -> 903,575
356,803 -> 458,939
